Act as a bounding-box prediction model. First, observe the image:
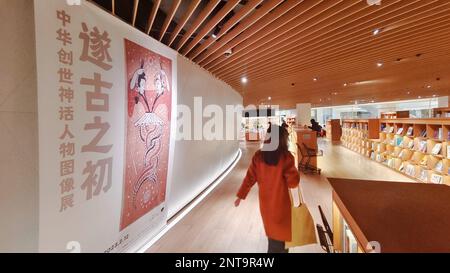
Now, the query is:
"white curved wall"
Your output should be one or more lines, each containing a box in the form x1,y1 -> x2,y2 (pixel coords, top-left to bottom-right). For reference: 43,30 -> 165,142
168,56 -> 242,218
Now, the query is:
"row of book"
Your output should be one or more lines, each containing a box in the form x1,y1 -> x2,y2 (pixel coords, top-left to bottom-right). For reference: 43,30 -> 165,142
383,126 -> 450,140
373,152 -> 448,184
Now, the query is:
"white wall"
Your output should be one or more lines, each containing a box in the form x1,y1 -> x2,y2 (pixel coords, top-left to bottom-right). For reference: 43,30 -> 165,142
0,0 -> 38,252
168,56 -> 242,218
0,0 -> 242,252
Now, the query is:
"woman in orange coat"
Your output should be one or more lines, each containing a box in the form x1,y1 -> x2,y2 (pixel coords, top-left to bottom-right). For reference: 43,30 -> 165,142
235,125 -> 300,253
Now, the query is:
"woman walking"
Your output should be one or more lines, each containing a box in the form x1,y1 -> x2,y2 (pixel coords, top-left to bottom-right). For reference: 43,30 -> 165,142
235,125 -> 300,253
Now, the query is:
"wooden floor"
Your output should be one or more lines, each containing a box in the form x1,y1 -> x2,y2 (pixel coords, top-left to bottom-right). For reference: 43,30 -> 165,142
147,139 -> 414,253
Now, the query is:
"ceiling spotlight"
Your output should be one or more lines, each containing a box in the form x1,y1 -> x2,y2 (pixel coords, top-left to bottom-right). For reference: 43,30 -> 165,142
427,85 -> 432,89
377,62 -> 383,67
407,91 -> 411,95
268,96 -> 272,101
343,83 -> 348,87
224,48 -> 233,57
313,77 -> 318,82
241,77 -> 248,84
212,26 -> 220,39
418,96 -> 422,99
373,28 -> 381,36
433,94 -> 437,97
371,100 -> 375,103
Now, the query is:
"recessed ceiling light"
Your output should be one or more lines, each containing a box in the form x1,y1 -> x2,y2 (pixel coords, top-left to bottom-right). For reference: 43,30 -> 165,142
433,94 -> 437,97
343,83 -> 348,87
241,77 -> 248,84
418,96 -> 422,99
373,28 -> 381,36
407,91 -> 411,94
212,33 -> 217,39
377,62 -> 383,67
268,96 -> 272,101
427,85 -> 432,89
313,77 -> 318,82
224,48 -> 233,57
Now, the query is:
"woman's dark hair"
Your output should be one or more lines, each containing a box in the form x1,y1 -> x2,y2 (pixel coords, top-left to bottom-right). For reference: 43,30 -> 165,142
261,125 -> 289,166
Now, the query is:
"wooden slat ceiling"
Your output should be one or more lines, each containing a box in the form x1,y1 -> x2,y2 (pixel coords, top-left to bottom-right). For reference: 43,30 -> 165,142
90,0 -> 450,109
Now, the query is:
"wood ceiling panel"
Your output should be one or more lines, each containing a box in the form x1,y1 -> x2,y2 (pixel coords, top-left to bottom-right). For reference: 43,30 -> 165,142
214,0 -> 427,77
175,0 -> 221,51
194,0 -> 304,64
159,0 -> 181,41
225,8 -> 450,83
145,0 -> 161,35
90,0 -> 450,108
167,0 -> 202,47
210,0 -> 404,75
187,0 -> 265,60
180,0 -> 240,55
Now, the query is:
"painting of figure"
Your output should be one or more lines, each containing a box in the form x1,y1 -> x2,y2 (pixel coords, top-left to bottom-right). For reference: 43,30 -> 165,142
120,39 -> 172,230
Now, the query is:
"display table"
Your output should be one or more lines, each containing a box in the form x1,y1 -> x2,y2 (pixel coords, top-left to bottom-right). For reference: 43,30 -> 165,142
329,178 -> 450,253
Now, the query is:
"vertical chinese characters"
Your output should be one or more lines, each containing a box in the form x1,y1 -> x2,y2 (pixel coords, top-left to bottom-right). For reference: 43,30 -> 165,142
56,10 -> 76,213
78,23 -> 114,201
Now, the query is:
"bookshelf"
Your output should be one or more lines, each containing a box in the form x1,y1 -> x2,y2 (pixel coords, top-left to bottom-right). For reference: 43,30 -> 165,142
326,119 -> 342,141
380,111 -> 410,119
342,118 -> 450,185
433,107 -> 450,118
341,119 -> 380,156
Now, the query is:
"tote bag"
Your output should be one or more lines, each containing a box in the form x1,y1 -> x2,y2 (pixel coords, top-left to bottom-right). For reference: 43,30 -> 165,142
286,188 -> 317,248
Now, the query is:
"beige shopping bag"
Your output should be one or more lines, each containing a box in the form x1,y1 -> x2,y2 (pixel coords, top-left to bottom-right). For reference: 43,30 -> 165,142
286,188 -> 317,248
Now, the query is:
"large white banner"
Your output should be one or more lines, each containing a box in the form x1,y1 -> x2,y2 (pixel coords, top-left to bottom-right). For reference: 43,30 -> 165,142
35,0 -> 177,252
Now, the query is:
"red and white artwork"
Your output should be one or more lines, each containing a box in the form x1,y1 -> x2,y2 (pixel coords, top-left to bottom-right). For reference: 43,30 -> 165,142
120,39 -> 172,230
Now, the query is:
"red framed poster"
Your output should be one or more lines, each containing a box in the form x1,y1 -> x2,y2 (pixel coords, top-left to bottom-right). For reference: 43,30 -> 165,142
120,39 -> 172,230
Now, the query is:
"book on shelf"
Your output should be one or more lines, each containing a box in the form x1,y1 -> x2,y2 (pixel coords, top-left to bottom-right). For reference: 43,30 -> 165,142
418,141 -> 427,153
370,152 -> 375,160
395,137 -> 403,147
435,161 -> 444,173
419,129 -> 427,138
387,158 -> 395,168
398,150 -> 405,159
398,163 -> 405,172
448,131 -> 450,141
407,141 -> 414,149
389,127 -> 394,133
406,127 -> 414,136
396,128 -> 404,135
419,168 -> 428,182
438,128 -> 443,140
431,143 -> 442,155
405,165 -> 416,177
430,173 -> 443,184
448,146 -> 450,160
419,156 -> 428,166
376,154 -> 382,162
